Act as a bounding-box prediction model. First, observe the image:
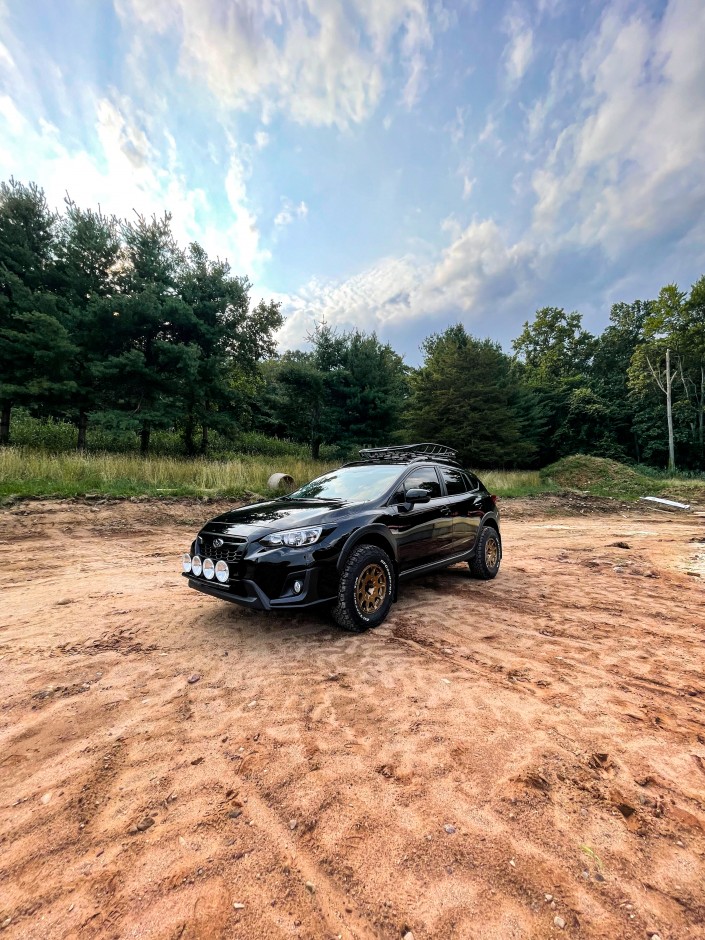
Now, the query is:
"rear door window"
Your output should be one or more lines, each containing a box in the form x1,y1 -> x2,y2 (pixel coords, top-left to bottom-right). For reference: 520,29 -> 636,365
440,467 -> 468,495
403,467 -> 442,499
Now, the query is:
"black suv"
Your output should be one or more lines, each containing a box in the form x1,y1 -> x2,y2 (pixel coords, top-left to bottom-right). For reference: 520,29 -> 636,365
181,443 -> 501,632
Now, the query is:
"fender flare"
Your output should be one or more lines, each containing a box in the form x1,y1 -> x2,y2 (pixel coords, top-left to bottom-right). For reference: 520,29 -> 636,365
335,525 -> 399,572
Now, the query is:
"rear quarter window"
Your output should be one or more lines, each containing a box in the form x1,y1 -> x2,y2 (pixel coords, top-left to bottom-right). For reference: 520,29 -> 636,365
465,472 -> 481,491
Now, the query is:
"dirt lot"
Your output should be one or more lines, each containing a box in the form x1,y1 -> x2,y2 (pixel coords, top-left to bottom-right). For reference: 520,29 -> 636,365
1,498 -> 704,940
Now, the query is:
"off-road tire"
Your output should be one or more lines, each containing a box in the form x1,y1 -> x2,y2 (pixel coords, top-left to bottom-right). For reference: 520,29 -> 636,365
333,543 -> 394,632
469,527 -> 501,580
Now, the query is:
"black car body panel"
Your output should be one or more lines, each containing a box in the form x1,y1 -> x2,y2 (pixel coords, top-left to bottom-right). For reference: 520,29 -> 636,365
182,445 -> 501,612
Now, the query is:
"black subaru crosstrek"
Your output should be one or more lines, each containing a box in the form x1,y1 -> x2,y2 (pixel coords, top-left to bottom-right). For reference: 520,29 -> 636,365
181,443 -> 501,632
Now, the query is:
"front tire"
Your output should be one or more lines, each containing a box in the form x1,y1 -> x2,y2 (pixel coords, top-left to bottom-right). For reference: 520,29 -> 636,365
333,544 -> 394,632
469,527 -> 501,580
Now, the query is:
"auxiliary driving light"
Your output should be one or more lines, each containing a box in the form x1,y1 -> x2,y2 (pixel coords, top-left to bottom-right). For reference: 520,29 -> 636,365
293,580 -> 303,594
215,560 -> 229,583
191,555 -> 203,577
203,557 -> 215,580
182,553 -> 192,573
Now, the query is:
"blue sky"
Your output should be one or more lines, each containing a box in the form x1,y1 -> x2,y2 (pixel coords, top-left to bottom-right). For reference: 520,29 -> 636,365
1,0 -> 704,362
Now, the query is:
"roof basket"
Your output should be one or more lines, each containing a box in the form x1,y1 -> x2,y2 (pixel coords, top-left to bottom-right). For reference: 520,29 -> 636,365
357,442 -> 459,463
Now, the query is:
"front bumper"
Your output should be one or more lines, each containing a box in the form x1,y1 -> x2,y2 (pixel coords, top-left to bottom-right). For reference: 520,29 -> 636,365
183,566 -> 334,611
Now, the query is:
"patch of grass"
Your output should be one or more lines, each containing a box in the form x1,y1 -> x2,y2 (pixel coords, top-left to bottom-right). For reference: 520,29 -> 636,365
0,448 -> 336,501
473,469 -> 553,499
542,455 -> 705,503
0,447 -> 553,501
4,447 -> 700,505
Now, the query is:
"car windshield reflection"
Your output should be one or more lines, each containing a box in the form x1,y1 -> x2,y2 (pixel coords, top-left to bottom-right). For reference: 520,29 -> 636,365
287,466 -> 403,503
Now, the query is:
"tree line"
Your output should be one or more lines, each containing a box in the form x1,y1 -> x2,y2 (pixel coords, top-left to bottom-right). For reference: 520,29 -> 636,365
1,178 -> 703,471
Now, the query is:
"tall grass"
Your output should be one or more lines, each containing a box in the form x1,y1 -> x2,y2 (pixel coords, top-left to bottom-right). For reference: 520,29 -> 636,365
0,448 -> 550,501
473,469 -> 548,499
0,448 -> 337,500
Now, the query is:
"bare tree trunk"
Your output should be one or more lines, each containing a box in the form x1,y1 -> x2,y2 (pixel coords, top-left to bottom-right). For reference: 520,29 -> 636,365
200,423 -> 209,455
183,410 -> 196,456
666,348 -> 675,472
140,420 -> 151,456
698,366 -> 705,461
77,410 -> 88,451
0,401 -> 10,445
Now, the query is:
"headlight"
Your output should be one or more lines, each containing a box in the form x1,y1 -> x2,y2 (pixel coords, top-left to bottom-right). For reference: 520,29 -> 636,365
261,526 -> 322,548
182,553 -> 192,573
215,560 -> 229,583
203,557 -> 215,580
191,555 -> 203,576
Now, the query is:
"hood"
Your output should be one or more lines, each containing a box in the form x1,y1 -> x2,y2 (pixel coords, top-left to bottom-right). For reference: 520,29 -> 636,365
200,498 -> 349,536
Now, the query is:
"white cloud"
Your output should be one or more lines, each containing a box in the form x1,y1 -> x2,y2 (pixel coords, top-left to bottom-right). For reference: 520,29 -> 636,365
530,0 -> 705,258
477,113 -> 503,152
277,217 -> 536,347
116,0 -> 433,128
503,3 -> 534,86
446,105 -> 468,144
462,175 -> 476,199
274,198 -> 308,227
254,129 -> 270,149
0,87 -> 269,275
278,0 -> 705,349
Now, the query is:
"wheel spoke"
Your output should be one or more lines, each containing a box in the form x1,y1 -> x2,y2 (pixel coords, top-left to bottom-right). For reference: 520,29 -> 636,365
355,563 -> 387,614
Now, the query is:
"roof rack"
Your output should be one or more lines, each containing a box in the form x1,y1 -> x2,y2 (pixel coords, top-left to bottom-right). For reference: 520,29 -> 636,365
356,442 -> 459,464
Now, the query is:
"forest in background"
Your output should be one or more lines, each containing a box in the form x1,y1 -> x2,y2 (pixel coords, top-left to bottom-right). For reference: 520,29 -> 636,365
1,178 -> 704,472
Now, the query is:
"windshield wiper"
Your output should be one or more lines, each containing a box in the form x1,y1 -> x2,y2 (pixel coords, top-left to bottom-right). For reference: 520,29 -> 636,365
288,495 -> 344,502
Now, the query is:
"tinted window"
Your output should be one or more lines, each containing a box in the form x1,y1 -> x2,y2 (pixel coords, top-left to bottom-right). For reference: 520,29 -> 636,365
404,467 -> 442,499
465,472 -> 481,491
441,468 -> 468,496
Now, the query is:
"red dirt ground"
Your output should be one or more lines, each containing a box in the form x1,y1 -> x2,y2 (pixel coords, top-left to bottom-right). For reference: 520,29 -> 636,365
1,498 -> 704,939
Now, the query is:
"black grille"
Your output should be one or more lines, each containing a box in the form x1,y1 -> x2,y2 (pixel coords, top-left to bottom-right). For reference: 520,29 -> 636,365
199,535 -> 247,563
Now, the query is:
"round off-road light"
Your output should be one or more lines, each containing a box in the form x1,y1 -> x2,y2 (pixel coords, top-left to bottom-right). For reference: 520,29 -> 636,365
293,580 -> 303,594
203,557 -> 215,580
182,553 -> 192,573
215,560 -> 229,583
191,555 -> 203,577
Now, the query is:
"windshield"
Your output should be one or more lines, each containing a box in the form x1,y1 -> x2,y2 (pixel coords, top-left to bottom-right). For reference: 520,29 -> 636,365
288,465 -> 403,503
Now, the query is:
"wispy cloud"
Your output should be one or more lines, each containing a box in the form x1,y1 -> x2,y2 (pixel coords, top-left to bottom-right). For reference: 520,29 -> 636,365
502,2 -> 534,86
116,0 -> 434,128
274,198 -> 308,228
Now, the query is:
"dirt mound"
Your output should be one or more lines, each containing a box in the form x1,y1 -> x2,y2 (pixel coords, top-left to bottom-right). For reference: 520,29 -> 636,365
543,455 -> 650,498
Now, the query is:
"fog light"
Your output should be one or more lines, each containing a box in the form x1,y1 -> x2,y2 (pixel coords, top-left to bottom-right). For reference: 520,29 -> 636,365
293,580 -> 303,594
191,555 -> 202,577
203,557 -> 215,580
182,553 -> 192,573
215,559 -> 229,583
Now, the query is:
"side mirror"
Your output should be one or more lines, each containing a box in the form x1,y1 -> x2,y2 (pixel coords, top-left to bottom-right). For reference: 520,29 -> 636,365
405,487 -> 430,504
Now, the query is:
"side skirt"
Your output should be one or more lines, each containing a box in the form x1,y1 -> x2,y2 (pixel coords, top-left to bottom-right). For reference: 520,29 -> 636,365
398,549 -> 475,581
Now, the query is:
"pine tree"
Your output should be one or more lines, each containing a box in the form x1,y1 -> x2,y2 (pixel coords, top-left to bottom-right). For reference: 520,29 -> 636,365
0,179 -> 75,442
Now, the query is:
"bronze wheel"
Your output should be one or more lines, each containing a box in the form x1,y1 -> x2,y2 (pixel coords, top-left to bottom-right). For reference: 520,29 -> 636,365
333,544 -> 394,632
355,563 -> 387,614
469,527 -> 501,580
485,536 -> 499,569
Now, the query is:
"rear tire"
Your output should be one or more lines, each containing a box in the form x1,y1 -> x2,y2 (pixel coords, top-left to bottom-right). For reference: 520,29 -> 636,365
333,544 -> 394,632
469,527 -> 501,580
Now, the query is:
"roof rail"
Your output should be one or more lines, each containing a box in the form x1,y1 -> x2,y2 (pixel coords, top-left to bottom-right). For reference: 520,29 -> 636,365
357,442 -> 459,464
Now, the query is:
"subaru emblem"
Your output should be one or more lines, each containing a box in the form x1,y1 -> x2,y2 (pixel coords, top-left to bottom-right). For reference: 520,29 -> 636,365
213,537 -> 224,549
